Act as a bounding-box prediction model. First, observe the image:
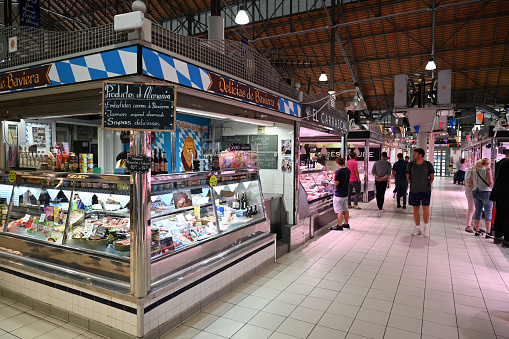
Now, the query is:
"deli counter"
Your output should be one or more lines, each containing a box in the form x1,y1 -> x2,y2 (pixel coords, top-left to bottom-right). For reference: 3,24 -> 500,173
298,169 -> 337,237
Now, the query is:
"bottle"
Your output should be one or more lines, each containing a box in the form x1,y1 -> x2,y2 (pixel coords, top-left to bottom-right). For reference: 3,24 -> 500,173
253,204 -> 258,215
163,151 -> 168,174
246,206 -> 251,218
232,193 -> 239,209
152,148 -> 157,174
241,193 -> 247,209
158,149 -> 163,175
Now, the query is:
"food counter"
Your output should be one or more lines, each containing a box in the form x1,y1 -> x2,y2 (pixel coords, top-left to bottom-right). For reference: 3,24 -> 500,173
297,169 -> 336,237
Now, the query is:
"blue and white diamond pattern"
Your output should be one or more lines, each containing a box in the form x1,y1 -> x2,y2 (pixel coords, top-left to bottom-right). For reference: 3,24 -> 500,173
142,47 -> 300,118
0,46 -> 138,94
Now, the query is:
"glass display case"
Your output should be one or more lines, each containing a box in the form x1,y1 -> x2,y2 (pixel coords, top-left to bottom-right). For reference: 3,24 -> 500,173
299,169 -> 334,202
0,168 -> 266,261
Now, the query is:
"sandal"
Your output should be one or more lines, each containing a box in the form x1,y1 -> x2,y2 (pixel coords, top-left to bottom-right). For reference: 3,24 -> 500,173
465,227 -> 473,233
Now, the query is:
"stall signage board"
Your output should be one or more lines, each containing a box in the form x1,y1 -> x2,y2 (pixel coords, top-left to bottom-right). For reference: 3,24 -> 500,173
126,155 -> 151,174
102,82 -> 176,132
302,104 -> 349,133
249,135 -> 278,152
223,135 -> 249,144
354,148 -> 381,162
230,143 -> 251,151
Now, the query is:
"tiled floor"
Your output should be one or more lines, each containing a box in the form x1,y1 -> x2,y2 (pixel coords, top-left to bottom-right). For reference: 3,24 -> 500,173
2,177 -> 509,339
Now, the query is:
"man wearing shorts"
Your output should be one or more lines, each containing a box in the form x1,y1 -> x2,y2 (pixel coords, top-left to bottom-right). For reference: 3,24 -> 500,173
330,157 -> 351,231
406,148 -> 434,237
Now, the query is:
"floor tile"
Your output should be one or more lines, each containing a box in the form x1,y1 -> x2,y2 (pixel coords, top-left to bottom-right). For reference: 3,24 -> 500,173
262,300 -> 297,317
274,291 -> 307,305
160,325 -> 200,339
275,318 -> 315,339
388,313 -> 422,333
318,313 -> 354,332
422,320 -> 460,339
248,311 -> 286,331
349,319 -> 386,339
231,324 -> 273,339
10,319 -> 58,339
0,313 -> 39,332
299,296 -> 332,312
203,317 -> 245,338
383,327 -> 421,339
307,325 -> 347,339
35,327 -> 82,339
238,295 -> 272,311
221,305 -> 259,323
390,302 -> 423,320
183,312 -> 219,330
288,306 -> 324,323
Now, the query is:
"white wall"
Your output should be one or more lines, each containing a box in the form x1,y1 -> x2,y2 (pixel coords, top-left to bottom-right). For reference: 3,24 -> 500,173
214,121 -> 295,224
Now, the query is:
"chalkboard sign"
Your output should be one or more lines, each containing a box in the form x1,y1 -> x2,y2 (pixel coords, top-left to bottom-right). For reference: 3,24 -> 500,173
257,152 -> 278,169
126,155 -> 151,173
222,135 -> 249,144
249,135 -> 278,152
102,82 -> 176,132
94,226 -> 108,238
230,143 -> 251,151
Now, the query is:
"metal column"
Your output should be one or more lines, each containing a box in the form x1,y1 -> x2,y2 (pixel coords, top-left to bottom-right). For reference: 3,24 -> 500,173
428,133 -> 436,164
416,133 -> 428,156
130,131 -> 152,298
363,140 -> 370,203
341,135 -> 346,159
294,121 -> 300,225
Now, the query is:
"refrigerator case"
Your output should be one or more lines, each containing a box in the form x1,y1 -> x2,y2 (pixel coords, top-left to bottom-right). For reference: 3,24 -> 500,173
299,169 -> 335,202
1,169 -> 266,259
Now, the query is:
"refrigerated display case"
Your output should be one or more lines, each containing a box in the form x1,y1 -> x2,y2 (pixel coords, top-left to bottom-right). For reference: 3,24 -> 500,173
0,168 -> 266,262
297,169 -> 336,238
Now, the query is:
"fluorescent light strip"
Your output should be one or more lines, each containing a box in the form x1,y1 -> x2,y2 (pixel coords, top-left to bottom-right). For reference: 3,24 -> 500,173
177,108 -> 275,127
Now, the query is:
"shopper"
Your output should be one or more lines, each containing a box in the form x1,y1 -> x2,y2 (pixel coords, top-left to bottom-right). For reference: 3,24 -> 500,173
347,152 -> 362,209
453,158 -> 462,184
392,153 -> 409,209
471,158 -> 494,237
464,164 -> 476,233
372,151 -> 392,212
493,149 -> 509,246
457,159 -> 467,185
407,148 -> 435,237
330,157 -> 351,231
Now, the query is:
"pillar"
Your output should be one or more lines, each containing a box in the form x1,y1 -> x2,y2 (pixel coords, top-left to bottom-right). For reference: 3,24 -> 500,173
130,131 -> 151,298
363,140 -> 370,203
428,133 -> 435,164
416,133 -> 428,157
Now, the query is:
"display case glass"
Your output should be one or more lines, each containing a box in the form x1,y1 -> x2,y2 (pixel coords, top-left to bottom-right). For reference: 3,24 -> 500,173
0,169 -> 266,260
299,169 -> 334,201
150,169 -> 265,259
1,172 -> 131,256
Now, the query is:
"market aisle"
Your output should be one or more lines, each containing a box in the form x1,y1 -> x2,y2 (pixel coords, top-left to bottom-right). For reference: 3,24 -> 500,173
1,177 -> 509,339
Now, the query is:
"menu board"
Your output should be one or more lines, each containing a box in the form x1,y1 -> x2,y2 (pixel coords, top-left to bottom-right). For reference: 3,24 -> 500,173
102,82 -> 176,132
249,135 -> 278,152
257,152 -> 278,169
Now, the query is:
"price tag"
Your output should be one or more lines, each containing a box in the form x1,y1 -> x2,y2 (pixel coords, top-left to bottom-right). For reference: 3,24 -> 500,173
23,214 -> 31,222
94,226 -> 108,238
8,170 -> 16,183
39,214 -> 46,223
83,224 -> 94,234
185,213 -> 193,221
176,214 -> 186,223
209,175 -> 217,187
194,205 -> 201,219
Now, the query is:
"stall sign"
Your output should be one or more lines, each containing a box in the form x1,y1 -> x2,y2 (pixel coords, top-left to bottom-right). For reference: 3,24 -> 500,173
209,175 -> 217,187
0,65 -> 51,91
208,73 -> 279,111
325,148 -> 342,160
230,143 -> 251,151
8,170 -> 16,182
102,82 -> 176,132
126,155 -> 151,174
302,104 -> 349,133
354,148 -> 381,161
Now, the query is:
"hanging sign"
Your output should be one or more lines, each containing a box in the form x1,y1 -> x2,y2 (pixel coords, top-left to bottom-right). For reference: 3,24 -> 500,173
0,65 -> 51,91
19,0 -> 40,28
126,155 -> 151,173
209,175 -> 217,188
102,82 -> 176,132
301,105 -> 349,133
8,170 -> 16,183
230,143 -> 251,151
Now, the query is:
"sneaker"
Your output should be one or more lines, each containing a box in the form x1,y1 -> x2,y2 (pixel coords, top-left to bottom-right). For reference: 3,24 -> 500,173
502,241 -> 509,248
402,205 -> 406,209
393,193 -> 396,198
485,233 -> 493,239
478,229 -> 485,233
423,225 -> 430,237
464,227 -> 473,233
378,209 -> 384,213
348,205 -> 353,209
411,227 -> 422,236
343,223 -> 350,229
494,238 -> 503,244
330,225 -> 343,231
353,205 -> 362,210
475,231 -> 481,236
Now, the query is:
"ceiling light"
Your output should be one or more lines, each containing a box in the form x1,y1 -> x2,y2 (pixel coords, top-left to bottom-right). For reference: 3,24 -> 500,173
176,108 -> 274,126
320,146 -> 327,155
345,96 -> 368,111
235,6 -> 249,25
425,56 -> 436,70
319,72 -> 327,82
300,146 -> 306,155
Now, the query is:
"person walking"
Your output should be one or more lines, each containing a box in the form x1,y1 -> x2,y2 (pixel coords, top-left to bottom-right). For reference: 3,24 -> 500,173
471,158 -> 494,237
457,159 -> 467,185
493,149 -> 509,246
372,152 -> 392,212
464,164 -> 476,233
330,157 -> 351,231
407,148 -> 435,237
347,152 -> 362,209
392,153 -> 409,209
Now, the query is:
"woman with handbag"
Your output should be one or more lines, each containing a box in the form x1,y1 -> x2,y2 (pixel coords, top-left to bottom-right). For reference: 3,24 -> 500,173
470,158 -> 494,237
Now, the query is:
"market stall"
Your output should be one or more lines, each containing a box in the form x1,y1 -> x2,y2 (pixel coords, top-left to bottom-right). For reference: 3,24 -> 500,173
345,130 -> 385,203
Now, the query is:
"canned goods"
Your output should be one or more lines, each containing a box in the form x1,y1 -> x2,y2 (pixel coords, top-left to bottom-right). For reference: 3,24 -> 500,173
87,159 -> 93,164
92,182 -> 99,188
87,154 -> 93,160
79,168 -> 86,173
79,154 -> 87,160
87,168 -> 93,173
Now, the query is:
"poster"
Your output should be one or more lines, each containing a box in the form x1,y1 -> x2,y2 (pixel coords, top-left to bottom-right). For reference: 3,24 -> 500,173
25,123 -> 51,153
281,157 -> 292,173
281,139 -> 292,155
32,127 -> 46,147
176,115 -> 209,172
173,191 -> 193,209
